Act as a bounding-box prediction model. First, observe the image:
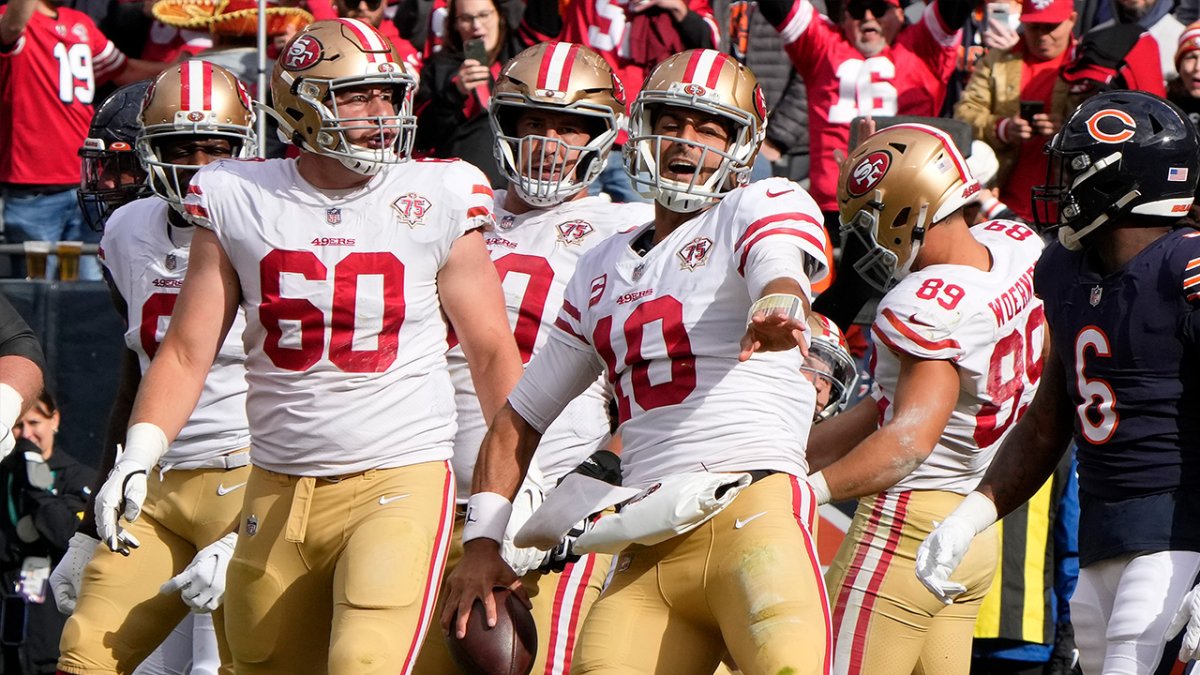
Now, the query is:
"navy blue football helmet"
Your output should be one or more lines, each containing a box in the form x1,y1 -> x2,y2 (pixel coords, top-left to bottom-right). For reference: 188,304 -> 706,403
1032,90 -> 1199,250
78,80 -> 153,231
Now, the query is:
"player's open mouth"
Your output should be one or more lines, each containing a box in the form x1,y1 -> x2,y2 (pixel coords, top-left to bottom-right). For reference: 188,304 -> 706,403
667,160 -> 699,176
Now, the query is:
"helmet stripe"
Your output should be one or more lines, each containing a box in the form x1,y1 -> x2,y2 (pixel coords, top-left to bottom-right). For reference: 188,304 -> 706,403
338,18 -> 389,62
537,42 -> 579,92
180,60 -> 213,113
886,123 -> 971,182
683,50 -> 724,89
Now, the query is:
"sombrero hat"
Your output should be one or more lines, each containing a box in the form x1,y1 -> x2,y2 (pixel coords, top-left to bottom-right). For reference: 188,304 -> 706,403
152,0 -> 313,36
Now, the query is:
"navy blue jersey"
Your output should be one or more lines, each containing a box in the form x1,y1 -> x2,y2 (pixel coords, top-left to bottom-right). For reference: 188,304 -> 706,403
1035,228 -> 1200,501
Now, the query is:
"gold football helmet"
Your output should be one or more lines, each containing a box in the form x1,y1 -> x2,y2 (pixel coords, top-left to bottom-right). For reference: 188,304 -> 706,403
490,42 -> 625,207
138,59 -> 257,214
837,123 -> 979,291
270,18 -> 417,176
800,312 -> 858,422
624,49 -> 767,213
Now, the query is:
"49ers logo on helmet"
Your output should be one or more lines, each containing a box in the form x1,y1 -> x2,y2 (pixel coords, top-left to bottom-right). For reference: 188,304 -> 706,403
683,83 -> 707,97
847,150 -> 891,198
285,35 -> 323,71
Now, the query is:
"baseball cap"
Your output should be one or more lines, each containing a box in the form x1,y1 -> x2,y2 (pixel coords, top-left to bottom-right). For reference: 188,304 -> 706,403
1021,0 -> 1072,24
1177,22 -> 1200,68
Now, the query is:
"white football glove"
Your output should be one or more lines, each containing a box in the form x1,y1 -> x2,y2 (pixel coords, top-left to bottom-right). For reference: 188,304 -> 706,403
500,481 -> 551,577
160,532 -> 237,613
914,492 -> 998,605
95,424 -> 169,555
49,533 -> 99,615
1168,584 -> 1200,662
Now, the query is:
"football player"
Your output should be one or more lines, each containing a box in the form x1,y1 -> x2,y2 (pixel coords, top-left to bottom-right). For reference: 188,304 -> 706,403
413,42 -> 652,675
54,60 -> 256,675
75,80 -> 152,233
801,123 -> 1046,675
916,91 -> 1200,675
442,49 -> 835,675
93,19 -> 524,674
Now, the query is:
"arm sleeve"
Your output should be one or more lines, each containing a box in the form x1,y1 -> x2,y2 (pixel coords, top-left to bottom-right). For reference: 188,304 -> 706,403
0,294 -> 45,370
732,180 -> 830,289
871,298 -> 966,362
509,328 -> 605,434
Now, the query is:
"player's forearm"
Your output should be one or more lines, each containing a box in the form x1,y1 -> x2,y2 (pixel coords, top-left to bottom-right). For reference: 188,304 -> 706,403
0,355 -> 43,415
471,404 -> 543,500
468,344 -> 524,424
806,396 -> 877,472
975,402 -> 1073,519
0,0 -> 38,48
127,342 -> 211,444
819,423 -> 934,501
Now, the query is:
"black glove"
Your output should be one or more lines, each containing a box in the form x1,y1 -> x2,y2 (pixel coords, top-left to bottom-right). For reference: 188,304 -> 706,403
559,450 -> 622,487
1048,621 -> 1081,675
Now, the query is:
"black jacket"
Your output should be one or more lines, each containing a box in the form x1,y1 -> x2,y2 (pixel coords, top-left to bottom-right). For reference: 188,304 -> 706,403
0,439 -> 94,567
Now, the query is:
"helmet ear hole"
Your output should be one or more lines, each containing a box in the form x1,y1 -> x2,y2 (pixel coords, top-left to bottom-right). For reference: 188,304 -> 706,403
891,206 -> 911,231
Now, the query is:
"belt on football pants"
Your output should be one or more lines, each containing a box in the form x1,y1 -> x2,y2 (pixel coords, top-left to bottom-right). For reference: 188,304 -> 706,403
156,448 -> 251,476
286,468 -> 381,544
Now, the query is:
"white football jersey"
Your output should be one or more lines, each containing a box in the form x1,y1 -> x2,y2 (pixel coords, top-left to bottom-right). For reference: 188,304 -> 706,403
446,192 -> 653,500
552,178 -> 829,489
870,220 -> 1047,494
185,157 -> 495,476
100,198 -> 250,468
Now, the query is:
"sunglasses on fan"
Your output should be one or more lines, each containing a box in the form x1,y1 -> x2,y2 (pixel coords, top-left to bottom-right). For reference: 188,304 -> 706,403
847,0 -> 894,20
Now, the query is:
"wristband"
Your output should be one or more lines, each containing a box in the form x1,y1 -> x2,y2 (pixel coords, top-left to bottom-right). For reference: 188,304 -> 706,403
0,383 -> 22,432
120,422 -> 170,470
747,293 -> 805,325
807,471 -> 831,506
954,491 -> 999,535
462,491 -> 513,544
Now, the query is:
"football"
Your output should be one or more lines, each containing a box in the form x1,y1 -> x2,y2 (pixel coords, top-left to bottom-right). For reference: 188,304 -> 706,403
446,587 -> 537,675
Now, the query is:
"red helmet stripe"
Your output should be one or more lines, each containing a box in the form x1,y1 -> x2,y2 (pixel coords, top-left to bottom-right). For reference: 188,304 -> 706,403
887,123 -> 971,182
338,18 -> 389,62
180,60 -> 213,113
536,41 -> 559,89
537,41 -> 578,91
560,43 -> 581,89
706,52 -> 729,88
682,50 -> 705,82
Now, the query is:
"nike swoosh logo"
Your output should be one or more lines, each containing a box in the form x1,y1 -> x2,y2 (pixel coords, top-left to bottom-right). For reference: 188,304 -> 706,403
734,512 -> 768,529
378,494 -> 411,505
765,189 -> 794,198
216,482 -> 246,496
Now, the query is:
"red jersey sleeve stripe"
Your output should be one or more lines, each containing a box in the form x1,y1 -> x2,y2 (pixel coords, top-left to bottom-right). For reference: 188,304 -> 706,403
737,228 -> 827,276
734,211 -> 823,251
554,317 -> 589,344
184,203 -> 210,218
562,299 -> 581,320
472,184 -> 494,197
466,206 -> 491,218
880,307 -> 961,353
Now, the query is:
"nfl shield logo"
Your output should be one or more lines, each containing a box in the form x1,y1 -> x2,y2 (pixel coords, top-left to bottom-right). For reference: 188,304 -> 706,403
326,208 -> 342,225
165,253 -> 177,271
245,515 -> 258,536
1090,285 -> 1103,306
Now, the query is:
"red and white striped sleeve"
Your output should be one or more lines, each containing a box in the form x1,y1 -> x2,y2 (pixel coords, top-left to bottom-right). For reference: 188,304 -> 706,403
871,300 -> 964,362
88,22 -> 126,83
732,178 -> 830,295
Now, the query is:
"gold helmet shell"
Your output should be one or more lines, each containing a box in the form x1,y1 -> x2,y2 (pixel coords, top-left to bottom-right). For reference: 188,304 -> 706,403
138,59 -> 257,213
490,42 -> 626,207
837,123 -> 980,291
624,49 -> 767,213
270,18 -> 418,175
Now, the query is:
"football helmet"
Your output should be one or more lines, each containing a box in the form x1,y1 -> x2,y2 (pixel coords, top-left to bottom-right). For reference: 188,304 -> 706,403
490,42 -> 625,207
837,123 -> 980,292
801,312 -> 858,422
624,49 -> 767,213
138,60 -> 257,214
270,18 -> 418,176
1032,90 -> 1199,250
78,80 -> 153,231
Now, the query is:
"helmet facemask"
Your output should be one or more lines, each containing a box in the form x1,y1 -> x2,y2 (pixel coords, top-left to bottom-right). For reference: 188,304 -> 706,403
1033,142 -> 1138,250
841,194 -> 927,293
626,94 -> 762,213
491,99 -> 617,207
800,342 -> 858,422
279,74 -> 418,176
78,143 -> 150,231
139,129 -> 255,215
